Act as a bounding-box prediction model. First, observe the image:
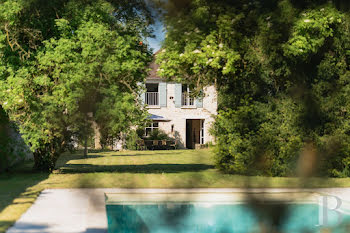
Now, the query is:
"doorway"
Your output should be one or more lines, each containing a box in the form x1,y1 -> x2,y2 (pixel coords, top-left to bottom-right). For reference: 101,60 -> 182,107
186,119 -> 204,149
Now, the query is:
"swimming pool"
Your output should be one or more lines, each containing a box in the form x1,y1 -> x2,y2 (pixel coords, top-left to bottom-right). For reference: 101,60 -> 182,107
105,191 -> 350,233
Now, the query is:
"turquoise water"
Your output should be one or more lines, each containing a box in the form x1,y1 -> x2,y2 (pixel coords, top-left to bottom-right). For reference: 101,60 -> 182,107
106,203 -> 350,233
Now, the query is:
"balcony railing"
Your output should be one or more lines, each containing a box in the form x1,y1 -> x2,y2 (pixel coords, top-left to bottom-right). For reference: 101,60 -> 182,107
182,93 -> 194,106
145,92 -> 159,106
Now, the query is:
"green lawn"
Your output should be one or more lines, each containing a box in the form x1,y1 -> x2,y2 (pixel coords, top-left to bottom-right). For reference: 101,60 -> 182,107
1,148 -> 350,232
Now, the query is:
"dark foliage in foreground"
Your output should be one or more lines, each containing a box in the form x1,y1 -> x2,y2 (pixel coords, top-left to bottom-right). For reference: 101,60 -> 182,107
157,0 -> 350,177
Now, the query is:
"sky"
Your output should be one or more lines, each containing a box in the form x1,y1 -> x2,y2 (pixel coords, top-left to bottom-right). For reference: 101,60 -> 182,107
146,19 -> 165,53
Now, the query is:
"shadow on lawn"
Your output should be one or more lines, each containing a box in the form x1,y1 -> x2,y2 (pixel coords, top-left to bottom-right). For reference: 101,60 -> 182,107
66,154 -> 105,159
58,163 -> 215,174
0,160 -> 49,210
59,151 -> 185,161
0,170 -> 49,232
0,221 -> 15,233
108,151 -> 185,157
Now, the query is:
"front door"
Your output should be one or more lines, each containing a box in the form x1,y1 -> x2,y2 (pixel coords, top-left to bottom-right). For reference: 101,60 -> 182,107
186,120 -> 193,149
186,119 -> 204,149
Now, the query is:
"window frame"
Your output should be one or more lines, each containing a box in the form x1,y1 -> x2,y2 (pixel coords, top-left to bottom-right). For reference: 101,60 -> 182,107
145,121 -> 159,136
145,83 -> 160,106
181,84 -> 195,106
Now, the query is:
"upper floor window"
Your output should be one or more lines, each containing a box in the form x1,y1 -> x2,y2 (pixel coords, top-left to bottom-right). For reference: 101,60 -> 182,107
146,83 -> 159,106
182,84 -> 194,106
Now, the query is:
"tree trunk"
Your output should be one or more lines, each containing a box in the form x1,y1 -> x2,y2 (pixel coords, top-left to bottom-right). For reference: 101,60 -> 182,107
84,136 -> 88,158
93,121 -> 102,150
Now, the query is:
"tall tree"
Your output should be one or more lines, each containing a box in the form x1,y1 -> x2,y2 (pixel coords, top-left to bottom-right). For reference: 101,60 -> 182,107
156,0 -> 350,177
0,0 -> 152,171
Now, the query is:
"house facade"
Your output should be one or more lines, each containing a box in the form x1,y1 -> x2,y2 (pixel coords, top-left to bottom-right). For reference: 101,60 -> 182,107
141,61 -> 217,149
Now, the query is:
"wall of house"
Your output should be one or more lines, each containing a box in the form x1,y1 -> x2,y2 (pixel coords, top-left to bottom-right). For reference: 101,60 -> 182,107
146,80 -> 217,148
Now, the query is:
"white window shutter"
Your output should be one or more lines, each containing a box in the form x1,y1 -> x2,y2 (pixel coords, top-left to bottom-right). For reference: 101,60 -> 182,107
195,89 -> 203,108
174,83 -> 182,108
141,92 -> 145,105
195,96 -> 203,108
159,82 -> 167,107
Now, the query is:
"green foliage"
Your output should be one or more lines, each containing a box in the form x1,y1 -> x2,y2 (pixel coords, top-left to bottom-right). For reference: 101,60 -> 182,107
124,130 -> 140,150
136,127 -> 146,138
0,106 -> 30,172
214,97 -> 304,176
318,133 -> 350,178
95,86 -> 148,147
0,0 -> 153,171
158,0 -> 350,177
284,7 -> 344,59
0,106 -> 11,172
147,129 -> 169,140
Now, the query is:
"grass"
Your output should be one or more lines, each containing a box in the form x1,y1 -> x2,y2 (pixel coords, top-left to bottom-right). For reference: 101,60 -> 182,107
1,148 -> 350,232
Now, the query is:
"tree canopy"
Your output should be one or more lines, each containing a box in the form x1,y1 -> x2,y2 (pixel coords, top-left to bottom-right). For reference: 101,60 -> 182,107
157,0 -> 350,177
0,0 -> 153,171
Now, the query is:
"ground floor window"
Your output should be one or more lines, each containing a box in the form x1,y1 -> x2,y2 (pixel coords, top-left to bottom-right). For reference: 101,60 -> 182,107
145,122 -> 159,136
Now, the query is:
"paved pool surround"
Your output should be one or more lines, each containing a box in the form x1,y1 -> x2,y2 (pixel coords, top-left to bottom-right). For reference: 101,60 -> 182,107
6,188 -> 350,233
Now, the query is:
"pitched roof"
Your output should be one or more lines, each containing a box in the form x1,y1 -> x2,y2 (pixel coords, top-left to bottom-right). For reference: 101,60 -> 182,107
147,50 -> 162,80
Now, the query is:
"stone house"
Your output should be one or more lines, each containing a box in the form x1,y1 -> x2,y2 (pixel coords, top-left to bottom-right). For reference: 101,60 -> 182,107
94,56 -> 218,150
140,59 -> 218,149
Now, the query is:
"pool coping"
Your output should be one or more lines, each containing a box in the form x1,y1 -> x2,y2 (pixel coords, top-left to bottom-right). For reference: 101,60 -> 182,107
6,188 -> 350,233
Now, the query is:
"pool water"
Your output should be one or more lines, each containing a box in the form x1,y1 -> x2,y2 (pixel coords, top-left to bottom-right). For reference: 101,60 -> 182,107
106,203 -> 350,233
